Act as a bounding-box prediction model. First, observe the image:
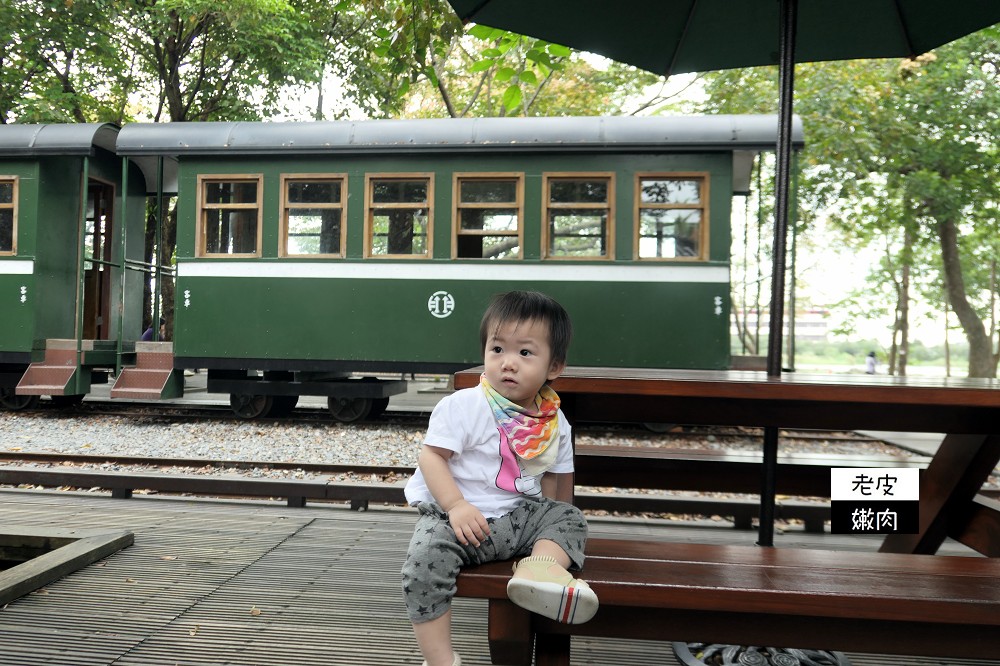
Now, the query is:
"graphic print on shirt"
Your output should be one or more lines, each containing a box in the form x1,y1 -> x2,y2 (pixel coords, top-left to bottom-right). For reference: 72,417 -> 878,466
494,428 -> 541,497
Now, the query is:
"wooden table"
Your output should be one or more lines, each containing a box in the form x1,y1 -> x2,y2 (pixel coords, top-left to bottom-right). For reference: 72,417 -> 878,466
455,367 -> 1000,556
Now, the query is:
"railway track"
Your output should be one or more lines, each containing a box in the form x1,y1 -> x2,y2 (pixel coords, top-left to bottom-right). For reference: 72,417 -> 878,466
9,397 -> 886,444
4,404 -> 997,530
0,450 -> 405,477
4,440 -> 993,533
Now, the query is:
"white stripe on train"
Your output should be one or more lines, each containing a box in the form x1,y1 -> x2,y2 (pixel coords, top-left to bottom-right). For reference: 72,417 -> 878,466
176,261 -> 729,283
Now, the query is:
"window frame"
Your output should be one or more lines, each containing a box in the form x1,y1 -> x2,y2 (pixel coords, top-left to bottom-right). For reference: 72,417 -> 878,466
196,174 -> 263,258
0,175 -> 18,256
541,172 -> 615,261
452,172 -> 524,260
279,173 -> 348,258
633,171 -> 710,261
364,173 -> 434,259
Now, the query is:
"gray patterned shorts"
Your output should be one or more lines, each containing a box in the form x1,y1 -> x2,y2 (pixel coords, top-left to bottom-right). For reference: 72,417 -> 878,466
401,497 -> 589,623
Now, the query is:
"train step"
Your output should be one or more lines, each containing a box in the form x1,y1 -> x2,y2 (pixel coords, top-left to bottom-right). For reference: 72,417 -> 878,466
14,340 -> 120,397
111,342 -> 182,400
16,352 -> 78,397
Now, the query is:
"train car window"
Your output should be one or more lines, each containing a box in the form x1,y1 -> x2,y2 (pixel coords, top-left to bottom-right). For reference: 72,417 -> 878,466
542,174 -> 614,259
197,175 -> 263,257
635,174 -> 708,260
454,174 -> 523,260
365,175 -> 433,258
0,177 -> 15,255
280,175 -> 346,257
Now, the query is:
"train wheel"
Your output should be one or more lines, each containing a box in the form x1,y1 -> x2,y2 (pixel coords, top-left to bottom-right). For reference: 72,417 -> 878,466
369,397 -> 391,419
50,394 -> 85,408
327,396 -> 371,423
229,393 -> 274,419
269,395 -> 299,417
359,377 -> 389,419
0,389 -> 39,411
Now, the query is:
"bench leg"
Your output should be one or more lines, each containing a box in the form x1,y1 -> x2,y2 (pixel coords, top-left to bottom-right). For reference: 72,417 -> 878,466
535,632 -> 570,666
881,434 -> 1000,555
487,599 -> 533,665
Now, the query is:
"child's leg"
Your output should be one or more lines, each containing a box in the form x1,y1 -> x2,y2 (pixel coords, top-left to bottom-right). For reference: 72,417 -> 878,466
528,538 -> 572,567
402,504 -> 476,665
503,500 -> 599,624
412,610 -> 457,666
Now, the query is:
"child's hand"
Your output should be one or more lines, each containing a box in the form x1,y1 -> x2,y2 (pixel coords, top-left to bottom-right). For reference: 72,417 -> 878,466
447,499 -> 490,547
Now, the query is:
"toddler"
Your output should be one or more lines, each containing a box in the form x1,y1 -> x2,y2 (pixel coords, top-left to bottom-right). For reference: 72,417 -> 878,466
401,290 -> 598,666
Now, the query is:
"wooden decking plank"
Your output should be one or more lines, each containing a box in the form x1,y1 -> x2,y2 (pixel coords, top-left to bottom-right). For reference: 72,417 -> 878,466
1,489 -> 998,665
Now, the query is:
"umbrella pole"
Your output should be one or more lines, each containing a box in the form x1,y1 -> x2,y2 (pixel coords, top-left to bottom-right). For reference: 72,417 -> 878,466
766,0 -> 797,379
758,0 -> 798,548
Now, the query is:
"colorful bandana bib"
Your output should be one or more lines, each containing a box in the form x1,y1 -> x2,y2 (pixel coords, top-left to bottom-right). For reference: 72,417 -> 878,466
481,374 -> 561,476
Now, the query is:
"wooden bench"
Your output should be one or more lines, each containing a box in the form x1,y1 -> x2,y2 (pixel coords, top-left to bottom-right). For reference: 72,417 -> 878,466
452,367 -> 1000,663
456,366 -> 1000,553
456,537 -> 1000,666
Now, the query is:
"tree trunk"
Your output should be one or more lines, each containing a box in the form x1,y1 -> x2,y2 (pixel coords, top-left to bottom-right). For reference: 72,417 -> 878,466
938,216 -> 996,378
991,258 -> 998,369
159,204 -> 177,338
888,321 -> 898,376
897,230 -> 912,377
943,297 -> 951,378
142,210 -> 156,331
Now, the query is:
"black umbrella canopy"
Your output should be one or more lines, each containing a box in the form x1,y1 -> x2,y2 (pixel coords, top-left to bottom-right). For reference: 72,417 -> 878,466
446,0 -> 1000,76
445,0 -> 1000,547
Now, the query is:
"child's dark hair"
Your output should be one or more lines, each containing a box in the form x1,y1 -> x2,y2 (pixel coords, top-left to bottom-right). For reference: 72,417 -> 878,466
479,291 -> 572,365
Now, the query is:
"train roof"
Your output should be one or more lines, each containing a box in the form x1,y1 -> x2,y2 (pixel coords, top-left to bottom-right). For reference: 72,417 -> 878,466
0,123 -> 119,156
115,115 -> 804,156
0,123 -> 176,194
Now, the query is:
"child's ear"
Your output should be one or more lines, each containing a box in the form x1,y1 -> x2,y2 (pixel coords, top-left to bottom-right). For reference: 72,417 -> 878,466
547,359 -> 566,382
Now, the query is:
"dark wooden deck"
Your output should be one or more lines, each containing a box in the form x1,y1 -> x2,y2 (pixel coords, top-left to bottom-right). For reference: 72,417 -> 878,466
1,489 -> 998,665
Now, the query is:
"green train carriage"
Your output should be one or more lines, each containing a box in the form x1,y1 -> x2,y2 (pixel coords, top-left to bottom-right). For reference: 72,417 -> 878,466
115,116 -> 802,420
0,124 -> 154,409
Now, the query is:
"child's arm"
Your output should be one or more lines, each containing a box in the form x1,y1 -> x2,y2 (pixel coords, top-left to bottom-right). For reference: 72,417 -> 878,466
541,471 -> 574,503
418,444 -> 491,547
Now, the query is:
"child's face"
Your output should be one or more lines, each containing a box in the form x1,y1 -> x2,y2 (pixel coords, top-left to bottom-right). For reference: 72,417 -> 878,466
483,317 -> 565,408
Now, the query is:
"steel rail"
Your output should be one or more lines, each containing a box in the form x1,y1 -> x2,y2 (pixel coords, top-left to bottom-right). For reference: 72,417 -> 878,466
4,443 -> 986,536
19,400 -> 890,444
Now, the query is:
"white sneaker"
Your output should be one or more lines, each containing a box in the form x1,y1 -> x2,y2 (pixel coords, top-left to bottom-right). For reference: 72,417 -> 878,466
506,556 -> 599,624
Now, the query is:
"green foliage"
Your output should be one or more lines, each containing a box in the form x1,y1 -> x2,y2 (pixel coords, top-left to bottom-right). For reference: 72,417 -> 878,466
3,0 -> 666,121
703,28 -> 1000,376
801,337 -> 969,370
363,0 -> 661,117
3,0 -> 129,123
734,336 -> 970,372
119,0 -> 351,121
2,0 -> 397,123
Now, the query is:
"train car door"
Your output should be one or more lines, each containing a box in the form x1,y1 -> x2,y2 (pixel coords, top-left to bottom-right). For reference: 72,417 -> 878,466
83,180 -> 114,340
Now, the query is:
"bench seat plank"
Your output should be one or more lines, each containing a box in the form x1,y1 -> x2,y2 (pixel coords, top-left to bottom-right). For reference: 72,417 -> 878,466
575,445 -> 928,497
456,539 -> 1000,665
454,366 -> 1000,433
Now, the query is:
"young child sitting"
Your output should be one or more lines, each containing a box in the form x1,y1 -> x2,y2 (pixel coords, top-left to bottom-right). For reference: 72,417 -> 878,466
401,290 -> 598,666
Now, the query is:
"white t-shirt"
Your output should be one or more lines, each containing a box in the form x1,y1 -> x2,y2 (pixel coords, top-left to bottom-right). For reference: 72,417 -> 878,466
404,387 -> 574,519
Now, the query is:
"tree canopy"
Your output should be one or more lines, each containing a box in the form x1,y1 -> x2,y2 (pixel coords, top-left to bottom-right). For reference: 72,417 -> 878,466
3,0 -> 996,376
700,28 -> 1000,377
